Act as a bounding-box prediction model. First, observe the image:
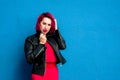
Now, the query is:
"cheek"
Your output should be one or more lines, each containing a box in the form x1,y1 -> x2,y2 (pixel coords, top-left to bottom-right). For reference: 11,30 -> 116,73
39,23 -> 44,28
39,24 -> 43,31
48,26 -> 51,30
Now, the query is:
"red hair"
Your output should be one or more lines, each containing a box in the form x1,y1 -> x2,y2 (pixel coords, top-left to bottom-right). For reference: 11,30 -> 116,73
36,12 -> 55,34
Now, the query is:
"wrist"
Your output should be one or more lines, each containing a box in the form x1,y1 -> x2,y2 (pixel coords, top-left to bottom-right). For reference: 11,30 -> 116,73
40,41 -> 47,44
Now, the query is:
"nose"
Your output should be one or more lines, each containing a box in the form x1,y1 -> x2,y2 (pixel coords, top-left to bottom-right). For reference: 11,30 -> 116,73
45,24 -> 49,28
44,25 -> 47,29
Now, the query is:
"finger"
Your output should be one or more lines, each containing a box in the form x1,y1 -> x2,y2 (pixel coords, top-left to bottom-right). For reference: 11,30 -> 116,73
40,33 -> 44,38
54,19 -> 57,30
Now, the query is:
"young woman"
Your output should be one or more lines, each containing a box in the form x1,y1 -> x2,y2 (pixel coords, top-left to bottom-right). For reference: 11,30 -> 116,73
24,12 -> 66,80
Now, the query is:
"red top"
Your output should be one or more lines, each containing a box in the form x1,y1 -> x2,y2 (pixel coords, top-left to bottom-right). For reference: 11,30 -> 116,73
45,41 -> 57,63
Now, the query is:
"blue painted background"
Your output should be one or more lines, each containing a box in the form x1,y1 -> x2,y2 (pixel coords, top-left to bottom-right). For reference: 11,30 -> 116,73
0,0 -> 120,80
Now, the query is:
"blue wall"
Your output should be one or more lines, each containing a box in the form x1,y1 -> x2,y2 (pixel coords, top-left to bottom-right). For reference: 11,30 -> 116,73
0,0 -> 120,80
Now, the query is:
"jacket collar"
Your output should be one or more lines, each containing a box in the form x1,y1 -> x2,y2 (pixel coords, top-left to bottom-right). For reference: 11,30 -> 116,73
36,31 -> 55,38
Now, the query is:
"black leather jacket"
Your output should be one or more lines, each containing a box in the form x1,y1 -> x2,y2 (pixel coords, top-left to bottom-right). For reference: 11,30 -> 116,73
24,30 -> 66,75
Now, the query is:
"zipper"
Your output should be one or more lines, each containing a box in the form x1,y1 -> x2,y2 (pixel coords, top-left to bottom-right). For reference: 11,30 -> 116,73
35,47 -> 44,58
44,47 -> 46,75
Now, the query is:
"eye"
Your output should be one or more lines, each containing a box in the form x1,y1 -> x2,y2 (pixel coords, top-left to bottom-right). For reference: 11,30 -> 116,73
48,24 -> 51,26
42,22 -> 46,25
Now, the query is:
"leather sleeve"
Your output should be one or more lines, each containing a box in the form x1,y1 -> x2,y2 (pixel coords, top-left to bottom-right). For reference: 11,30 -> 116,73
54,30 -> 66,50
24,38 -> 46,64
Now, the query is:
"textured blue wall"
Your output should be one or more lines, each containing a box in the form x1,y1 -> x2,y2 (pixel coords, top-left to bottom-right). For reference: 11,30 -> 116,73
0,0 -> 120,80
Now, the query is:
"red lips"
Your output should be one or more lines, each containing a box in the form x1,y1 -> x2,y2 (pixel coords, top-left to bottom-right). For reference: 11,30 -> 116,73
43,29 -> 47,32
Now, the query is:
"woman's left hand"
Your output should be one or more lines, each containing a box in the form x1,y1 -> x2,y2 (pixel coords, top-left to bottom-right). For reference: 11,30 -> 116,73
54,19 -> 58,30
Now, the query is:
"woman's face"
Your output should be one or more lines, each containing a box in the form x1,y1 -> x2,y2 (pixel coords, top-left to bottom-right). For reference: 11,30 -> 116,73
39,17 -> 52,34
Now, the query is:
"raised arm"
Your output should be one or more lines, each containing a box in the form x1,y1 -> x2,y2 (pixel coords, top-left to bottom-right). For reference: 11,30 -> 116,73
54,19 -> 66,50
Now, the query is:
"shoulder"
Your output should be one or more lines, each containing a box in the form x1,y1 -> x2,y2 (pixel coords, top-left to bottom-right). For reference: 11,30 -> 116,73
25,33 -> 37,42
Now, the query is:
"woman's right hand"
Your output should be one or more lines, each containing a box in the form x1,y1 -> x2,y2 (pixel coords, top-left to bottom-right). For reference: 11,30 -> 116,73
39,33 -> 47,44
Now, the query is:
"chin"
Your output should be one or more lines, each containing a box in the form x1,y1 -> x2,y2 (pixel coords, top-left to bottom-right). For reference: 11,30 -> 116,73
42,31 -> 49,34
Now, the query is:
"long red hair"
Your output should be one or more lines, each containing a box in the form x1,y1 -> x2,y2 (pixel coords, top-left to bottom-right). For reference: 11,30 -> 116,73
36,12 -> 55,34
